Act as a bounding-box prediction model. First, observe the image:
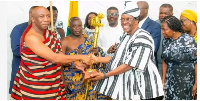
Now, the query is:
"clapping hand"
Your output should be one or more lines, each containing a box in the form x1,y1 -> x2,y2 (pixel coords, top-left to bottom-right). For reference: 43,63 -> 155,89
107,43 -> 117,53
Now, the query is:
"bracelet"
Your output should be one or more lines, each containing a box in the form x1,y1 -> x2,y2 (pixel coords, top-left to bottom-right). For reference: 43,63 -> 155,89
103,72 -> 108,79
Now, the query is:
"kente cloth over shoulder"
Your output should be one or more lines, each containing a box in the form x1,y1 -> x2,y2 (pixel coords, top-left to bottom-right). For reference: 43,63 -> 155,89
10,24 -> 66,100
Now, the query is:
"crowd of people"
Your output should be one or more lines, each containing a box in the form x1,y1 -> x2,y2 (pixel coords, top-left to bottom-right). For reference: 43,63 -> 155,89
9,1 -> 197,100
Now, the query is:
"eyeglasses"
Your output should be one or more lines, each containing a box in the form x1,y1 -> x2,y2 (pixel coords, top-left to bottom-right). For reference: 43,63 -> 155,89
180,19 -> 188,24
120,18 -> 135,22
107,13 -> 118,16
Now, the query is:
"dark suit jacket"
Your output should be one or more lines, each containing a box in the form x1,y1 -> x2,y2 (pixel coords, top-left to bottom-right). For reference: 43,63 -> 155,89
141,17 -> 161,53
10,22 -> 28,94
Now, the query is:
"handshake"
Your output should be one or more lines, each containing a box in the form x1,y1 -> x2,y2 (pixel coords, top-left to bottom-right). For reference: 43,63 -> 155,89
74,53 -> 106,81
74,53 -> 98,73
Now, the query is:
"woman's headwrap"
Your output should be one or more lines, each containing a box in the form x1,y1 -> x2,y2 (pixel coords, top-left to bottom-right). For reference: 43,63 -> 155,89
122,1 -> 140,18
181,9 -> 197,23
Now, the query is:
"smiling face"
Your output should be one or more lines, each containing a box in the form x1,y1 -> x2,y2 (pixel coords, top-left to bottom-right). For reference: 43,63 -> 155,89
32,7 -> 51,30
121,14 -> 138,35
107,9 -> 119,27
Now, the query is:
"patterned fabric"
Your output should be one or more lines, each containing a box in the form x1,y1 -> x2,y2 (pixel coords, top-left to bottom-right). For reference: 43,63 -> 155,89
48,20 -> 63,40
162,33 -> 197,100
63,34 -> 107,100
10,24 -> 66,100
95,28 -> 164,100
84,27 -> 95,42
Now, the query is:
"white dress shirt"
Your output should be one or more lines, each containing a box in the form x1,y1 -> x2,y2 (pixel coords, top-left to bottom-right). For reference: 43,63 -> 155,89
98,21 -> 123,56
139,16 -> 148,28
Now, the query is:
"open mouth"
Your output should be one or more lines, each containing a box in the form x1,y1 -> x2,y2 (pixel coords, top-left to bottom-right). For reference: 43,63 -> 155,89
123,26 -> 129,30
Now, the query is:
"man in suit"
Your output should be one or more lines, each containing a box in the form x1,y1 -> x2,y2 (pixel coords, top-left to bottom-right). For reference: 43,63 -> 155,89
156,4 -> 173,77
137,1 -> 161,66
156,4 -> 173,24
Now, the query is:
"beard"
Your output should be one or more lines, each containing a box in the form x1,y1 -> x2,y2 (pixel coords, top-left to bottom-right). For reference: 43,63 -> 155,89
108,21 -> 117,27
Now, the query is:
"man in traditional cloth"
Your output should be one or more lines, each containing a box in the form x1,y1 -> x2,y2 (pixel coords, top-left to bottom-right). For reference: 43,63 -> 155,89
61,17 -> 107,100
10,6 -> 90,100
88,2 -> 164,100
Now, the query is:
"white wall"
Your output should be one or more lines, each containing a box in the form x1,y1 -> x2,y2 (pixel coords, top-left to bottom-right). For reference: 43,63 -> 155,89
79,1 -> 197,24
6,0 -> 196,99
6,1 -> 69,99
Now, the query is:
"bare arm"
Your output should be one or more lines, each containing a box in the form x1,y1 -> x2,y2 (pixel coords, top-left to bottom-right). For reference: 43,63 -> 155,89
96,56 -> 112,64
57,28 -> 65,40
61,38 -> 67,54
25,34 -> 88,64
106,64 -> 132,77
90,64 -> 133,81
192,63 -> 197,98
162,60 -> 167,84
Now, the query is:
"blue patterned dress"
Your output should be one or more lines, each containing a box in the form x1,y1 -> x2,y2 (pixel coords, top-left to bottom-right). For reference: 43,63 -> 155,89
162,33 -> 197,100
63,34 -> 107,100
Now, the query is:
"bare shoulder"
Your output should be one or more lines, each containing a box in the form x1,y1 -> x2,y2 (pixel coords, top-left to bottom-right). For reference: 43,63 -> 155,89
61,36 -> 72,45
24,29 -> 43,46
25,32 -> 38,42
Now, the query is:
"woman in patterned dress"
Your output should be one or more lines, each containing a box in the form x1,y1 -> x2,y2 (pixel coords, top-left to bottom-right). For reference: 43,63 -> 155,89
10,6 -> 90,100
180,9 -> 197,100
161,15 -> 197,100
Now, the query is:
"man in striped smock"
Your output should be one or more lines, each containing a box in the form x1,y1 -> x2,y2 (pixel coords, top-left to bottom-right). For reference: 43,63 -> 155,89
89,1 -> 164,100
